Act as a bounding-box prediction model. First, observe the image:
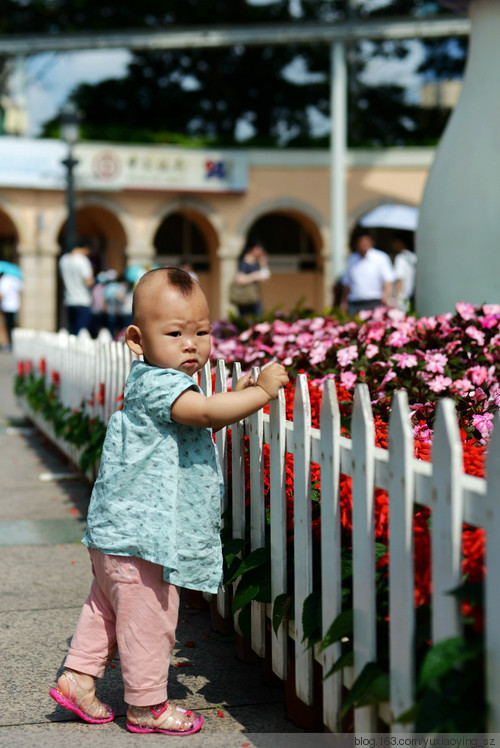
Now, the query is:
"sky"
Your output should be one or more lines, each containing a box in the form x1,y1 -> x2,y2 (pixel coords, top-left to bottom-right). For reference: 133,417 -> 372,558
24,49 -> 133,136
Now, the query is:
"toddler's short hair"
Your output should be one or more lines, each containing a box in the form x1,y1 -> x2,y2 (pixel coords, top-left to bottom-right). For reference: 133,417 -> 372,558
132,266 -> 197,323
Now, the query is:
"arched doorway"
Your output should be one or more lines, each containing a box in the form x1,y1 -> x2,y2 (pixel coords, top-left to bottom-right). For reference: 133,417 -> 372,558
245,212 -> 323,313
153,210 -> 218,312
0,209 -> 19,344
57,204 -> 127,273
57,204 -> 127,330
0,210 -> 19,264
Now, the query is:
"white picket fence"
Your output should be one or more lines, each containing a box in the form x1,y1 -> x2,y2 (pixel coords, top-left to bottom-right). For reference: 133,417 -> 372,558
11,327 -> 499,733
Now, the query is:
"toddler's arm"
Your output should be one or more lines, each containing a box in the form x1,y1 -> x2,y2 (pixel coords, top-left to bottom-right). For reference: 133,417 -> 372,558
170,363 -> 289,430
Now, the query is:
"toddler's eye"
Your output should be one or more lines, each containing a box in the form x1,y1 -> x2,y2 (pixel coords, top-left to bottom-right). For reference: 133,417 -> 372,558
167,331 -> 181,337
197,330 -> 209,336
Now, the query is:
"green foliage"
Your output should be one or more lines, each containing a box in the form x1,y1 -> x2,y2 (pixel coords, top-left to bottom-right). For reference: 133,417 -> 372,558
396,635 -> 486,733
272,592 -> 293,635
340,661 -> 390,721
15,371 -> 106,475
3,0 -> 466,147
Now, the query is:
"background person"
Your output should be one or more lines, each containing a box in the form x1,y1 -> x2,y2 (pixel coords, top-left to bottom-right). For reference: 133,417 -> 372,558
339,229 -> 395,316
59,238 -> 95,335
390,232 -> 417,311
231,241 -> 271,317
0,271 -> 23,349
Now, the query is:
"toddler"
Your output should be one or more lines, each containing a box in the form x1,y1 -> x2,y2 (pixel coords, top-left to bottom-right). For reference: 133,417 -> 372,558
49,267 -> 289,735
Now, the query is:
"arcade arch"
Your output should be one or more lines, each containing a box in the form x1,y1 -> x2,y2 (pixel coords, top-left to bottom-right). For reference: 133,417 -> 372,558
0,208 -> 19,264
243,209 -> 325,313
153,207 -> 220,313
56,202 -> 128,329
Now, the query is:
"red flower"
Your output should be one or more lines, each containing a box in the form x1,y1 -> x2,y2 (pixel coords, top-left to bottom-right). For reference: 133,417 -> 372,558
97,383 -> 105,407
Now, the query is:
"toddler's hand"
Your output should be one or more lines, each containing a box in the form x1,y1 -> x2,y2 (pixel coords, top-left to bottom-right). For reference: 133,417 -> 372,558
233,372 -> 255,392
256,363 -> 289,400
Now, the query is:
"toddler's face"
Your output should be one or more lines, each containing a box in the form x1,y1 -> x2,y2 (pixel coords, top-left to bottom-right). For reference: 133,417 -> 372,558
127,283 -> 212,375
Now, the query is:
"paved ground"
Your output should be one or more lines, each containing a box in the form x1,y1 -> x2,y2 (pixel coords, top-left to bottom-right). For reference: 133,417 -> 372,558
0,350 -> 315,747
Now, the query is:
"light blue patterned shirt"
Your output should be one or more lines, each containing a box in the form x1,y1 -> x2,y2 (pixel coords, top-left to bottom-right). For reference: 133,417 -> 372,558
83,361 -> 224,593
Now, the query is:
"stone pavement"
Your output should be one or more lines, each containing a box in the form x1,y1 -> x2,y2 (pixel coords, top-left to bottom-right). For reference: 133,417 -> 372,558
0,350 -> 314,747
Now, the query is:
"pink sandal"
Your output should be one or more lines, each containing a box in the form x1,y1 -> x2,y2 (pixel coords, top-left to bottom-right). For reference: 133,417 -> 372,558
49,670 -> 115,724
126,702 -> 203,735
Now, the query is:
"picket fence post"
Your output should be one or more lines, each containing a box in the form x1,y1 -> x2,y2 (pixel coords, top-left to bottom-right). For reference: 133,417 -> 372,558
351,382 -> 377,732
292,373 -> 314,705
229,363 -> 246,635
215,360 -> 231,620
248,366 -> 266,657
485,411 -> 500,732
430,398 -> 464,643
388,389 -> 415,730
318,378 -> 343,729
269,386 -> 288,679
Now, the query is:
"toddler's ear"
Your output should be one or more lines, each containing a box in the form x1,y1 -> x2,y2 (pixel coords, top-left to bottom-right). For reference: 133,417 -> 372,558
125,325 -> 144,356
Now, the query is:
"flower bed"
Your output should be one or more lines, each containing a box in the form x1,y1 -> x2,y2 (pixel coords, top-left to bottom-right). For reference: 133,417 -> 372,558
212,303 -> 495,731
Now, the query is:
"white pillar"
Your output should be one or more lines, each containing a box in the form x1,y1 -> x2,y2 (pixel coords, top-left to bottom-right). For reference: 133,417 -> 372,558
416,0 -> 500,315
330,41 -> 348,290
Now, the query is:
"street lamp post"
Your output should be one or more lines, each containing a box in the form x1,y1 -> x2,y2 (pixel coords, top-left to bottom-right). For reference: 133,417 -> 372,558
60,102 -> 80,254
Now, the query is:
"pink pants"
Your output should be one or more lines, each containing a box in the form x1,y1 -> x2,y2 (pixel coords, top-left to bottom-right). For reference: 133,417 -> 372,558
65,548 -> 180,706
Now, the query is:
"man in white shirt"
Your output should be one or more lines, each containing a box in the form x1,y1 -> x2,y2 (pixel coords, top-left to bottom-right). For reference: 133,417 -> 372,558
391,234 -> 417,311
0,271 -> 23,348
59,238 -> 95,334
339,229 -> 395,316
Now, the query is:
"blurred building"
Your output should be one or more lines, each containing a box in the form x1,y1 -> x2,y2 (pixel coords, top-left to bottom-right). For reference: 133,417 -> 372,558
0,137 -> 432,329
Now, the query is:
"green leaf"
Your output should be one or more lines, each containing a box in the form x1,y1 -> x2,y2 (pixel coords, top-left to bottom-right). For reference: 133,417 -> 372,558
323,649 -> 353,680
340,662 -> 389,719
223,537 -> 246,567
272,593 -> 293,635
238,605 -> 251,640
301,590 -> 322,649
319,609 -> 353,651
448,580 -> 483,605
232,580 -> 260,613
225,546 -> 268,585
255,577 -> 271,603
418,637 -> 480,691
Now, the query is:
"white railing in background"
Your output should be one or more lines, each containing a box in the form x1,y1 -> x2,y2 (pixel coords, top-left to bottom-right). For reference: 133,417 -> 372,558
12,328 -> 497,733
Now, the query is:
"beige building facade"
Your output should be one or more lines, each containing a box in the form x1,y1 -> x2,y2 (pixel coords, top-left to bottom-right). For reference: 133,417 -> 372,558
0,137 -> 434,332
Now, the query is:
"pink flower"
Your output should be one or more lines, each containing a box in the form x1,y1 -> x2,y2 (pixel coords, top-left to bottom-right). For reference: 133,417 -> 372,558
480,315 -> 499,330
365,344 -> 379,359
254,322 -> 272,334
413,423 -> 433,443
465,326 -> 485,346
482,304 -> 500,317
340,370 -> 357,389
427,375 -> 452,393
386,330 -> 410,348
381,370 -> 397,386
472,412 -> 494,440
309,341 -> 331,366
468,366 -> 491,386
393,352 -> 418,369
456,302 -> 476,320
451,378 -> 472,396
423,351 -> 448,374
469,387 -> 488,404
337,345 -> 358,367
